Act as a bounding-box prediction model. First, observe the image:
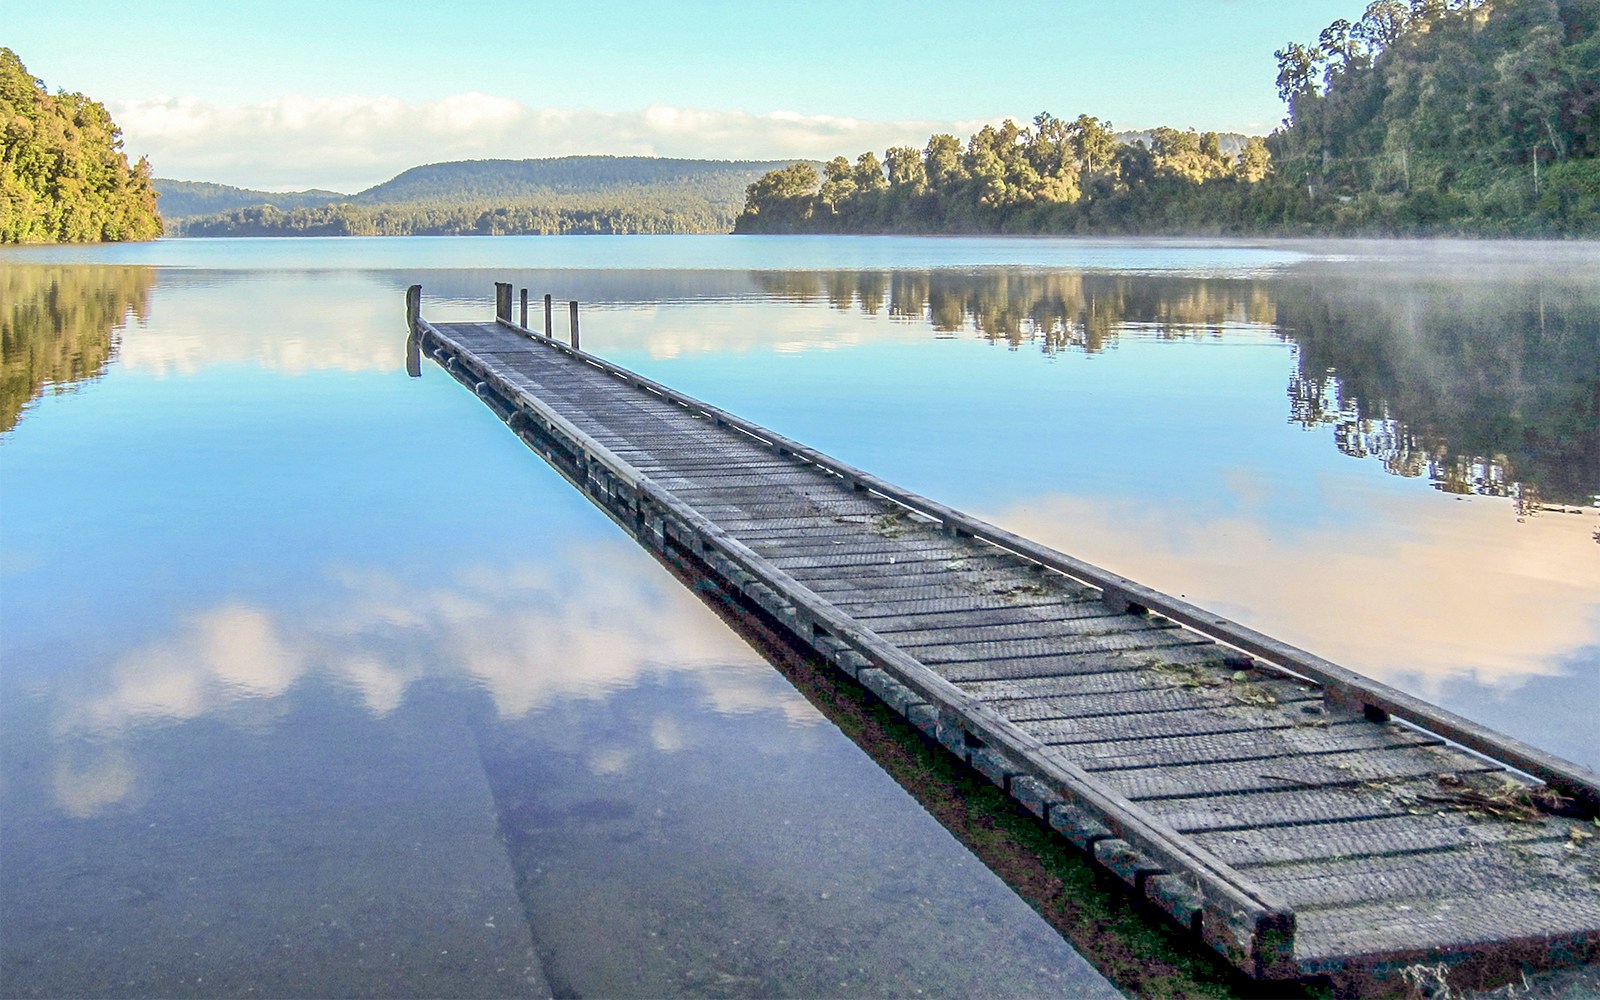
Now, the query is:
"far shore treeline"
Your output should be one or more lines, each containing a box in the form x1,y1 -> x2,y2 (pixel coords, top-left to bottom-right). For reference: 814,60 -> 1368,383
738,0 -> 1600,236
3,0 -> 1598,244
0,49 -> 161,243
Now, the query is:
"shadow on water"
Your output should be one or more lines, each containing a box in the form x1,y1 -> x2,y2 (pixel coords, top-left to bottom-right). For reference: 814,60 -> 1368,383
0,264 -> 155,433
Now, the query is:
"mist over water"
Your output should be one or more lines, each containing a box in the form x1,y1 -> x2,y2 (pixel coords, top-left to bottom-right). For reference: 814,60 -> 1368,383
2,235 -> 1596,996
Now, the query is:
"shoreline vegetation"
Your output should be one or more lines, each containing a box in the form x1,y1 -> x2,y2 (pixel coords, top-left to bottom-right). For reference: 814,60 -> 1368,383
3,0 -> 1597,244
736,0 -> 1600,237
0,49 -> 161,244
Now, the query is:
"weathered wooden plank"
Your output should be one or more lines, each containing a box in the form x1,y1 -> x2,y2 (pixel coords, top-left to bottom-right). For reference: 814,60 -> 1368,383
957,667 -> 1205,701
1190,812 -> 1564,868
726,522 -> 886,541
950,647 -> 1252,701
905,625 -> 1199,666
973,685 -> 1228,721
624,454 -> 799,473
1141,785 -> 1422,833
761,544 -> 1004,571
1061,722 -> 1438,773
1103,744 -> 1501,801
692,501 -> 890,523
1023,703 -> 1306,747
856,598 -> 1109,633
651,471 -> 837,493
976,678 -> 1320,722
799,569 -> 990,597
1292,887 -> 1600,966
832,591 -> 1073,617
752,535 -> 986,562
1248,839 -> 1589,910
934,638 -> 1222,684
881,612 -> 1176,648
658,482 -> 862,507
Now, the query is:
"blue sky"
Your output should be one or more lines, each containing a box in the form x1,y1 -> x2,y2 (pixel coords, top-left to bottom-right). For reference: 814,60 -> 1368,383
8,0 -> 1356,191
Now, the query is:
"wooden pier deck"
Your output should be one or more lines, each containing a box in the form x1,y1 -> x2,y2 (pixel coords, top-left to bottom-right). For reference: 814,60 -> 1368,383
407,285 -> 1600,987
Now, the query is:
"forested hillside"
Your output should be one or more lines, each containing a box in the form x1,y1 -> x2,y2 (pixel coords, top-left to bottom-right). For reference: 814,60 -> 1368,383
0,48 -> 162,243
739,0 -> 1600,236
1271,0 -> 1599,230
167,156 -> 807,236
153,180 -> 344,219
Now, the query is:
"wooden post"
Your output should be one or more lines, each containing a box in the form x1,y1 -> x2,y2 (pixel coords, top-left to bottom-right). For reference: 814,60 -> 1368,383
569,300 -> 580,351
544,294 -> 553,338
520,288 -> 528,328
494,282 -> 512,322
405,284 -> 421,337
404,284 -> 423,378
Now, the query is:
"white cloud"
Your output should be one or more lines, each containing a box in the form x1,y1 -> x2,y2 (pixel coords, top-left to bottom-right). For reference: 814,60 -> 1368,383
111,92 -> 1005,193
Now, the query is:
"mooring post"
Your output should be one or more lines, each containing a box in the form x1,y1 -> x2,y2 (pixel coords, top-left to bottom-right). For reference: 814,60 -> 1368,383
569,300 -> 580,351
404,284 -> 423,378
405,284 -> 421,337
544,293 -> 553,338
494,282 -> 512,322
520,288 -> 528,328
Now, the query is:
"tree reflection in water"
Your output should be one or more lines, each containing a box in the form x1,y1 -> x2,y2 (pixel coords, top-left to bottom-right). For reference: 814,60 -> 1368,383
754,267 -> 1599,510
1,265 -> 154,433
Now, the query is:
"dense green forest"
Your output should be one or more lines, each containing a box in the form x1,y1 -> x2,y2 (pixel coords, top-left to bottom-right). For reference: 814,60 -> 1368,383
0,49 -> 162,243
1271,0 -> 1599,231
164,157 -> 807,236
738,0 -> 1600,235
735,119 -> 1276,234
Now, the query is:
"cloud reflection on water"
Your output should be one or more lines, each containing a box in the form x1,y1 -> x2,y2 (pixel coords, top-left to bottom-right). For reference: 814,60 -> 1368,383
985,480 -> 1600,698
49,540 -> 818,815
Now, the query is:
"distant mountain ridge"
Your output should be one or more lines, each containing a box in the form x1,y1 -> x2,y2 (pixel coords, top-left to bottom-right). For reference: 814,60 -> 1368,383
154,156 -> 811,235
348,156 -> 803,206
154,180 -> 345,219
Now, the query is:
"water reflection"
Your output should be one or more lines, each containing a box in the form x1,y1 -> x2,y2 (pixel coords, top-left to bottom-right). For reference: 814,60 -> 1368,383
11,540 -> 1112,997
47,541 -> 792,815
743,267 -> 1600,507
751,268 -> 1277,348
1279,273 -> 1600,506
4,241 -> 1596,995
1,264 -> 153,432
986,483 -> 1600,764
97,263 -> 1599,518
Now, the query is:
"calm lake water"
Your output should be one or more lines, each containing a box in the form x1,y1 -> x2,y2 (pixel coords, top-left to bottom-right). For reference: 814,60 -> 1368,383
2,235 -> 1597,997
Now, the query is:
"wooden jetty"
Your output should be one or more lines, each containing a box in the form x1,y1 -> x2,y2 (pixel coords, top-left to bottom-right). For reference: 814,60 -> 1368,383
407,284 -> 1600,988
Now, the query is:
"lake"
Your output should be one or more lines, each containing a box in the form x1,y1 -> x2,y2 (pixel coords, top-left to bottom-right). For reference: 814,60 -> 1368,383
2,235 -> 1597,997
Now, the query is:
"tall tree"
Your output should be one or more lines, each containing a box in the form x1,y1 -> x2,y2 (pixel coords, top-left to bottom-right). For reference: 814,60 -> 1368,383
0,48 -> 161,243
